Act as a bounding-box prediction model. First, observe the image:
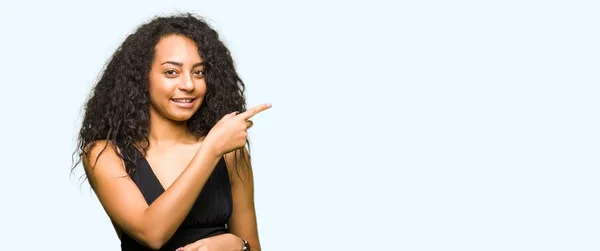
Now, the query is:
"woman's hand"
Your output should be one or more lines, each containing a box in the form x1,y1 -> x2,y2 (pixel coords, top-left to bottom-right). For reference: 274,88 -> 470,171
176,233 -> 244,251
204,103 -> 271,157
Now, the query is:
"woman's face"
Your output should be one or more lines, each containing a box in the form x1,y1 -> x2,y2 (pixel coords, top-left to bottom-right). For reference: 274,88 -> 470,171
148,34 -> 207,122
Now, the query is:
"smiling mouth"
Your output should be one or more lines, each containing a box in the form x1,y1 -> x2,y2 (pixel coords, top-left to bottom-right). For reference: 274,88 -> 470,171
171,98 -> 196,103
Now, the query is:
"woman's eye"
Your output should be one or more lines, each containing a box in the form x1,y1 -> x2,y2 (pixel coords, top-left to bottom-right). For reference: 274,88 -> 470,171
194,70 -> 204,77
165,70 -> 177,76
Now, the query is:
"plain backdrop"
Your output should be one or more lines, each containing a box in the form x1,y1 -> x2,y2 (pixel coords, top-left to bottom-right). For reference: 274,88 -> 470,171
0,0 -> 598,250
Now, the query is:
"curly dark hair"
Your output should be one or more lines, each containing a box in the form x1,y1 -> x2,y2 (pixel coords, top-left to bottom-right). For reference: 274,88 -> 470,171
72,13 -> 250,178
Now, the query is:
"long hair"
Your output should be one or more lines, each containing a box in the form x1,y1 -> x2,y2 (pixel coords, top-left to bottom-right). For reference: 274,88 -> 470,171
72,13 -> 250,179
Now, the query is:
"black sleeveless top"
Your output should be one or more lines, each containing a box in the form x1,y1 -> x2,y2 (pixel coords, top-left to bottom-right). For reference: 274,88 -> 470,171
120,156 -> 233,251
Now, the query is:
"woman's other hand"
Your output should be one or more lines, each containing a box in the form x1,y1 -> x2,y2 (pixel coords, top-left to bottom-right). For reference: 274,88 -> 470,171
176,233 -> 244,251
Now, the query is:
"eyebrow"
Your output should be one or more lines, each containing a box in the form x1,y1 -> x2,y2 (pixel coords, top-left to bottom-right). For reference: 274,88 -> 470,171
161,61 -> 205,68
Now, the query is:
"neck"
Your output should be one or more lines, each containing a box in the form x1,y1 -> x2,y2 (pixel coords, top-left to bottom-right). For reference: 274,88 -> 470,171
148,109 -> 193,147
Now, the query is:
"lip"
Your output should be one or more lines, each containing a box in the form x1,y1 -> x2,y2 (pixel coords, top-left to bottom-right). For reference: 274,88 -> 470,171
171,98 -> 196,108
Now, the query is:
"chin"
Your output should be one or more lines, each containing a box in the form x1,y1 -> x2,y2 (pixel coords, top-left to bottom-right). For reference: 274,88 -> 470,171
166,103 -> 202,121
168,113 -> 196,122
162,107 -> 194,121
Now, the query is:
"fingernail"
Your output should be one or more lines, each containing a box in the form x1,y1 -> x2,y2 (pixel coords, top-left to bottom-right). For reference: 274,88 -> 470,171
176,248 -> 183,251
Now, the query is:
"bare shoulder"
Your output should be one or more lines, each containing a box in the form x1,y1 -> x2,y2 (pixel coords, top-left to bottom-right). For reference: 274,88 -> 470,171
82,140 -> 128,186
223,146 -> 250,166
223,147 -> 252,182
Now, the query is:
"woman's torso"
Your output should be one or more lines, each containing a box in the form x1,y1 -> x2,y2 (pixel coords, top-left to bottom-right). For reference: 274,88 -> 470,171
119,152 -> 233,251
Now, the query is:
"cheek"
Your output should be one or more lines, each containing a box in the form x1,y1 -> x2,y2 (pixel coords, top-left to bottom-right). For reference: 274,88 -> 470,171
197,79 -> 208,95
149,75 -> 173,95
148,76 -> 173,104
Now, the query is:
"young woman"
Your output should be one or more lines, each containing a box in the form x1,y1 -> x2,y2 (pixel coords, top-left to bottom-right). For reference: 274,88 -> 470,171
73,13 -> 270,251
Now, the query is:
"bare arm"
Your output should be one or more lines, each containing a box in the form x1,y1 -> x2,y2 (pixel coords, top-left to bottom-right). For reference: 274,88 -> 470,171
84,140 -> 221,250
226,147 -> 261,251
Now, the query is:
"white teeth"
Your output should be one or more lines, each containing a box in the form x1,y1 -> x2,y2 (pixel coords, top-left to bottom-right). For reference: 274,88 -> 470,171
173,99 -> 193,103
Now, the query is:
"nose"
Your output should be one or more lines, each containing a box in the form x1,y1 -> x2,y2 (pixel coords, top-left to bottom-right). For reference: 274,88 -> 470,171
178,73 -> 195,92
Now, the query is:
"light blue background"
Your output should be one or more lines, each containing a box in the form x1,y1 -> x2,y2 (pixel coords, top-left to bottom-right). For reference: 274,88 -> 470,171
0,0 -> 598,250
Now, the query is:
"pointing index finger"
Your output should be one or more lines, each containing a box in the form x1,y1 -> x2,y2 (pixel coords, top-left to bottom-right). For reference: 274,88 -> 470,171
239,103 -> 272,120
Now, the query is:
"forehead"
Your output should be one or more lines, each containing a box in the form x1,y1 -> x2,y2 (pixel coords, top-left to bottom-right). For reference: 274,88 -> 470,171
153,34 -> 202,62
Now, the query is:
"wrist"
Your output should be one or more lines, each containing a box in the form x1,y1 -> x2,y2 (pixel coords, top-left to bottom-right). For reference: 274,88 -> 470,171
198,140 -> 222,160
